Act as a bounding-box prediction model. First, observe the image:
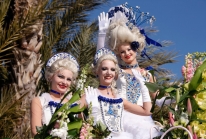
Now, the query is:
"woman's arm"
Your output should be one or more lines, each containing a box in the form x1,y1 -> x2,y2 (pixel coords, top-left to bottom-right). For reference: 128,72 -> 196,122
30,97 -> 42,136
96,12 -> 110,51
123,99 -> 152,116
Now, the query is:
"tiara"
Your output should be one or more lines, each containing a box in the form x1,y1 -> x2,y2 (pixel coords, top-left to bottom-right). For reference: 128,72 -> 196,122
108,2 -> 162,59
94,48 -> 117,65
46,52 -> 79,70
108,2 -> 156,28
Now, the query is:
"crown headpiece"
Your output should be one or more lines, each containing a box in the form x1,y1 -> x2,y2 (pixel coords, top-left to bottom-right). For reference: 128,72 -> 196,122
94,48 -> 117,65
108,2 -> 162,60
108,2 -> 156,27
46,52 -> 79,70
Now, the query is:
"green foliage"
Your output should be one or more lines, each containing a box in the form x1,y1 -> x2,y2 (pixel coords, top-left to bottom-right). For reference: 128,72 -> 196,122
189,60 -> 206,92
91,122 -> 111,139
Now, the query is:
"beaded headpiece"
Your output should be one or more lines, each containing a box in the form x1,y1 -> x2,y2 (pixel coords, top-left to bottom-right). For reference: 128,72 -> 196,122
46,52 -> 79,70
93,48 -> 117,66
107,2 -> 162,59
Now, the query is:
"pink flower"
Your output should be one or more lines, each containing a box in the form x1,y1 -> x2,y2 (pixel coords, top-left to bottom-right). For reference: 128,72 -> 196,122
181,66 -> 186,77
187,125 -> 193,137
187,98 -> 192,116
168,112 -> 175,126
182,55 -> 195,82
193,133 -> 198,139
79,123 -> 92,139
79,135 -> 85,139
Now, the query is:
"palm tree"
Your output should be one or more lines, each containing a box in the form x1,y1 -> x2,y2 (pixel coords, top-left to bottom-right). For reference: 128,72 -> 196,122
0,0 -> 110,138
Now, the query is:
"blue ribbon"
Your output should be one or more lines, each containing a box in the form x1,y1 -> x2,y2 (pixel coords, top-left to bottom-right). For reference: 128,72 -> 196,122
145,66 -> 154,71
140,29 -> 162,47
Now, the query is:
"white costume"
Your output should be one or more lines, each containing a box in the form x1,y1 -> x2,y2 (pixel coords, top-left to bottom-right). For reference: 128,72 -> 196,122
39,93 -> 61,125
39,93 -> 73,125
116,69 -> 161,139
89,89 -> 161,139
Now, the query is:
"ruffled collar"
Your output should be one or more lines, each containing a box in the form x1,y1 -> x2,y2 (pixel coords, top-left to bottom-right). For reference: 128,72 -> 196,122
98,95 -> 123,104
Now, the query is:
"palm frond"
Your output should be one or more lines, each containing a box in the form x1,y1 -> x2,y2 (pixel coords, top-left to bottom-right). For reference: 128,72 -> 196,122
0,0 -> 11,32
40,0 -> 110,63
138,45 -> 178,78
0,85 -> 29,138
64,21 -> 98,68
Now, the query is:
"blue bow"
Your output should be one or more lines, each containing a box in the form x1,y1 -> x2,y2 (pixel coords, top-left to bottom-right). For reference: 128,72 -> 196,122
145,66 -> 154,71
140,29 -> 162,47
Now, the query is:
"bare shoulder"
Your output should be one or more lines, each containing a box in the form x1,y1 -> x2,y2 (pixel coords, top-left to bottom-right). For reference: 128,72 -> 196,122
31,97 -> 41,105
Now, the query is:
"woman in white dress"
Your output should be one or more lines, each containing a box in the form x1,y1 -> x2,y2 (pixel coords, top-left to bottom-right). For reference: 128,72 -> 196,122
80,48 -> 160,139
30,52 -> 79,135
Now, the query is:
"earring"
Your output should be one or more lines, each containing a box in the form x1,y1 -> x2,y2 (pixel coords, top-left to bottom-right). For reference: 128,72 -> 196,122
96,75 -> 99,78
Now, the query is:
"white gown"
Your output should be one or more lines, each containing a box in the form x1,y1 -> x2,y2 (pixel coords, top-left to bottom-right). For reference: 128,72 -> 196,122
91,90 -> 161,139
116,70 -> 162,139
91,90 -> 133,139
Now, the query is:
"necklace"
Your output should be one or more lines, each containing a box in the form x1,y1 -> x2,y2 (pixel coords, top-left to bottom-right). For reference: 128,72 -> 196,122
50,89 -> 61,95
119,63 -> 139,69
98,85 -> 111,95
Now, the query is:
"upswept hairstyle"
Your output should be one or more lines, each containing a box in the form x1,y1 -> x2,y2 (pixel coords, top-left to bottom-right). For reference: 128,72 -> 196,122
106,19 -> 146,54
45,58 -> 79,84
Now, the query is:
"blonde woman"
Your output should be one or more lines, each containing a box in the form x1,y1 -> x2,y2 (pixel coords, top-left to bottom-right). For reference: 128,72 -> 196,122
30,53 -> 79,135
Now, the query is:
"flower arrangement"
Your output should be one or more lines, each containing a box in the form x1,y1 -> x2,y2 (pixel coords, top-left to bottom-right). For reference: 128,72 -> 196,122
79,103 -> 111,139
147,52 -> 206,138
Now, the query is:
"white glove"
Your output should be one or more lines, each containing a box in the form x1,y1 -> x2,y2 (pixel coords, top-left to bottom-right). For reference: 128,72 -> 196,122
85,86 -> 100,125
155,96 -> 176,107
97,12 -> 110,51
85,86 -> 99,107
98,12 -> 110,34
131,69 -> 151,102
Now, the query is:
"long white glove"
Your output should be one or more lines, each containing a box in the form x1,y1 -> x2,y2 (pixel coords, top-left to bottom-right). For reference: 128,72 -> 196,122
98,12 -> 110,33
85,86 -> 99,106
85,86 -> 101,125
131,69 -> 151,102
97,12 -> 110,51
155,96 -> 176,107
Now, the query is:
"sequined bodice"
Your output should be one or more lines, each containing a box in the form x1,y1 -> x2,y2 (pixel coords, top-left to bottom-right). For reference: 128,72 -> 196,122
124,72 -> 141,104
117,69 -> 151,105
98,95 -> 124,133
90,90 -> 124,133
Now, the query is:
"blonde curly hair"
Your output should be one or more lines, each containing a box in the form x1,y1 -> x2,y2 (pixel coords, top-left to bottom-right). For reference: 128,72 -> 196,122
45,58 -> 79,85
106,19 -> 146,54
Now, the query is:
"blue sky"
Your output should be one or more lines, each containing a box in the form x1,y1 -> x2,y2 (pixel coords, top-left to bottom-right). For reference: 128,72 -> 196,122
89,0 -> 206,78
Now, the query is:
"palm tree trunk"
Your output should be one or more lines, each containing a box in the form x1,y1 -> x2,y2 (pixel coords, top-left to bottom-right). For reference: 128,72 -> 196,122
12,0 -> 43,137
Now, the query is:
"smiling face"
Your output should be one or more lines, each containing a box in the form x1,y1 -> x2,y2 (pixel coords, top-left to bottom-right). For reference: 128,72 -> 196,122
97,59 -> 116,86
51,69 -> 73,94
118,42 -> 137,65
